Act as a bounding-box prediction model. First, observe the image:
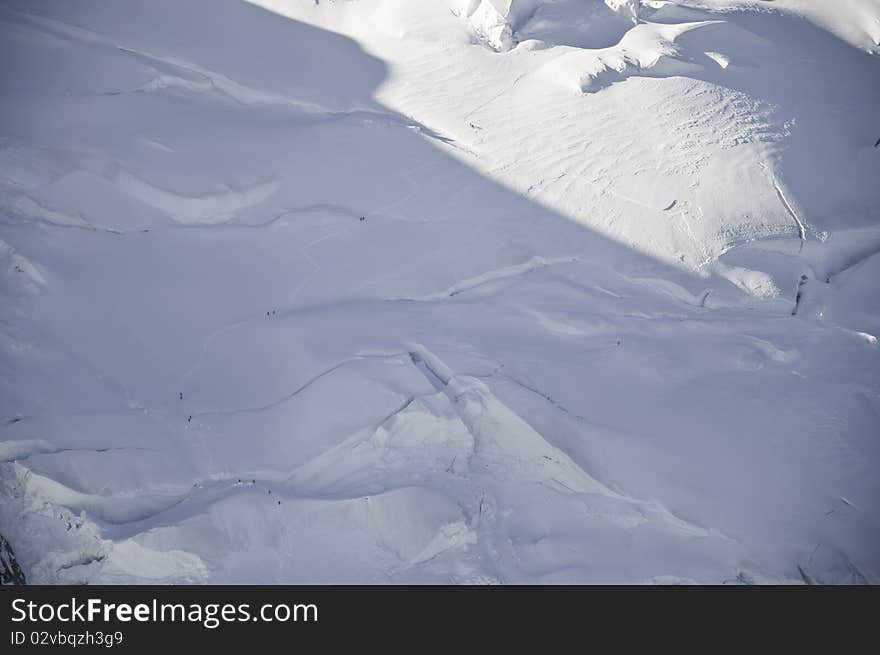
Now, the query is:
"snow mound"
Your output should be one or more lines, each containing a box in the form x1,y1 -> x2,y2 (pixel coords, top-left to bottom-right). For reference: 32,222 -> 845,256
450,0 -> 541,50
539,19 -> 720,92
451,0 -> 642,51
682,0 -> 880,53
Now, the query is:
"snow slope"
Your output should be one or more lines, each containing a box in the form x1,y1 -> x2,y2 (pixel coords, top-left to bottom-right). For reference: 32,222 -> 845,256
0,0 -> 878,584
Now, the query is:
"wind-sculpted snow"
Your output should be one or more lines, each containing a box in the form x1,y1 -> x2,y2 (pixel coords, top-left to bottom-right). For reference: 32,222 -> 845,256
115,172 -> 280,226
537,19 -> 723,92
0,0 -> 878,584
272,0 -> 880,269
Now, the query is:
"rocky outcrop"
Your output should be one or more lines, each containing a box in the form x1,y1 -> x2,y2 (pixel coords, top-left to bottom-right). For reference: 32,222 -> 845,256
0,534 -> 26,585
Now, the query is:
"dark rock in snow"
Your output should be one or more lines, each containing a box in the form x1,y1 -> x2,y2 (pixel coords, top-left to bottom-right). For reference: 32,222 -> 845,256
0,534 -> 26,586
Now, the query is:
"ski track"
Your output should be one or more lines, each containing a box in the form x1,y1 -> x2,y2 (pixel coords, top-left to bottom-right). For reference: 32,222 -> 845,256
6,344 -> 727,570
391,255 -> 580,302
0,440 -> 152,463
0,5 -> 460,146
771,175 -> 807,250
192,353 -> 409,417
